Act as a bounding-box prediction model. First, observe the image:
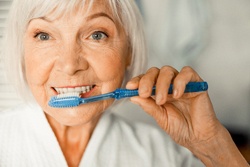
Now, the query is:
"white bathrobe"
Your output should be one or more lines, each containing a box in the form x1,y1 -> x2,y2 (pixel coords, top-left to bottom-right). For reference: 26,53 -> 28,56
0,103 -> 204,167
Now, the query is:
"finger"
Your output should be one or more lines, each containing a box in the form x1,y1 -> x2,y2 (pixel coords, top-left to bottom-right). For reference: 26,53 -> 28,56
130,96 -> 163,119
126,74 -> 144,89
138,67 -> 160,98
130,96 -> 180,132
173,66 -> 203,98
155,66 -> 179,105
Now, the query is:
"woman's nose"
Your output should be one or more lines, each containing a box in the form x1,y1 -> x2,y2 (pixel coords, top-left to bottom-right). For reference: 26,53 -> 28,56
57,42 -> 89,75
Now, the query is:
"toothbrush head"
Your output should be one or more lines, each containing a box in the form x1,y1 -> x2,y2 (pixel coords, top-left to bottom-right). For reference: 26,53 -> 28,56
48,96 -> 82,108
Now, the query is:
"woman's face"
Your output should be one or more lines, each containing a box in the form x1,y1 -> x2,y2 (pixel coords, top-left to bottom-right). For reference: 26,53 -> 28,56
24,1 -> 130,126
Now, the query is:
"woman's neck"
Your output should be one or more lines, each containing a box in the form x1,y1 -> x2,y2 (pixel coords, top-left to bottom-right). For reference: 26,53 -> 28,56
45,113 -> 101,167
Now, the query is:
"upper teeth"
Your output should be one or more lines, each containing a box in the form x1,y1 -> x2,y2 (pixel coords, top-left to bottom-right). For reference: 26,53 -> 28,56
55,85 -> 93,94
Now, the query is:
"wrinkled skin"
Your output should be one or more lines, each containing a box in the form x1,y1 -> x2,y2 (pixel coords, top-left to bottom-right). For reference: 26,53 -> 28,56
126,66 -> 219,149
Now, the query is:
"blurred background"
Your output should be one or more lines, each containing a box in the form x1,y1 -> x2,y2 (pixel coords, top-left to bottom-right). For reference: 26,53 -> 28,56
118,0 -> 250,162
0,0 -> 249,162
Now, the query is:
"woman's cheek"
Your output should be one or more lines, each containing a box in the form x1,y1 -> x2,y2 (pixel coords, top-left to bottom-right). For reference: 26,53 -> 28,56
85,40 -> 127,79
24,47 -> 56,85
24,49 -> 56,108
94,56 -> 125,82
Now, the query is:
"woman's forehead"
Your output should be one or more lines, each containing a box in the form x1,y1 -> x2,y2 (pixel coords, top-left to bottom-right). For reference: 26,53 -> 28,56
30,0 -> 118,23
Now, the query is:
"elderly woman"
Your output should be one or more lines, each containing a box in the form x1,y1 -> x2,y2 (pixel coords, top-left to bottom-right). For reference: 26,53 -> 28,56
0,0 -> 248,167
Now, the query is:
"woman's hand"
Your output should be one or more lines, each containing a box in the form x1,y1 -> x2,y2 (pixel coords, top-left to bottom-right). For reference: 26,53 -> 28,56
126,66 -> 249,166
127,66 -> 219,147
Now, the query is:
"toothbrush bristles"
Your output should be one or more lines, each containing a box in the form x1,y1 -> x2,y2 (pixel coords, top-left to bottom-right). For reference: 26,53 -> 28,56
49,93 -> 82,108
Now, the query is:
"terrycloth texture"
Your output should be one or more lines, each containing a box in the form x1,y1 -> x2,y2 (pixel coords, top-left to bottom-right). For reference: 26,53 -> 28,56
0,103 -> 204,167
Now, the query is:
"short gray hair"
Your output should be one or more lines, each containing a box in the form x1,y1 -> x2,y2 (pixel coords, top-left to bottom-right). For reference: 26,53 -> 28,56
3,0 -> 147,101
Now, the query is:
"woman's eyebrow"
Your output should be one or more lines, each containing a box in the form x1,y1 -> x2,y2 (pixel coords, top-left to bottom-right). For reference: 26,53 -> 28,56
29,13 -> 115,24
29,16 -> 52,24
39,16 -> 52,22
86,12 -> 115,23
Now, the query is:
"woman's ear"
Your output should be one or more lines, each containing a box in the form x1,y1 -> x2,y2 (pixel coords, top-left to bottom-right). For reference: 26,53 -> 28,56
126,42 -> 132,68
126,53 -> 132,68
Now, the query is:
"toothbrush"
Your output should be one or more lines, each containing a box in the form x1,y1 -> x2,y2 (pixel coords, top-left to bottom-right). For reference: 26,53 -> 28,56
49,81 -> 208,108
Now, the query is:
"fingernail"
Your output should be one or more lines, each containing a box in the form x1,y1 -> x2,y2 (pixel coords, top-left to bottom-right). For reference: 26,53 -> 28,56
126,81 -> 134,87
173,89 -> 178,98
139,86 -> 148,95
156,93 -> 163,104
130,97 -> 140,105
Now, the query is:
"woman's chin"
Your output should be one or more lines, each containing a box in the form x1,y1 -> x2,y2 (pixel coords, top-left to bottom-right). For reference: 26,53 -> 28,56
44,101 -> 109,126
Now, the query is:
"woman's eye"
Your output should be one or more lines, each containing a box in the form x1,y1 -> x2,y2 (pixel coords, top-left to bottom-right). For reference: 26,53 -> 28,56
35,32 -> 51,41
90,31 -> 107,40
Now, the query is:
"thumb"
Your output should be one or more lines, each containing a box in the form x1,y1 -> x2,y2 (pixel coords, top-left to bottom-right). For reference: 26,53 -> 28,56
130,96 -> 167,122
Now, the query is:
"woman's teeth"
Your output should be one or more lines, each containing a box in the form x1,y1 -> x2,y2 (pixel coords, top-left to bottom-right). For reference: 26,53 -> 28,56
54,85 -> 94,95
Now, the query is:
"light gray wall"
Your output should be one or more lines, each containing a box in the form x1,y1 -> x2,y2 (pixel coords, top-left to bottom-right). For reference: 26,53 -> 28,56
117,0 -> 250,134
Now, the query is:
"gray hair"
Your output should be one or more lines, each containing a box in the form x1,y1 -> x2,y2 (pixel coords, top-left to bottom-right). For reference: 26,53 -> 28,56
3,0 -> 147,101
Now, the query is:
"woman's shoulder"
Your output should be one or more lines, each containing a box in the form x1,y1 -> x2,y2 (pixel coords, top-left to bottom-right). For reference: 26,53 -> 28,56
0,103 -> 33,119
0,103 -> 42,130
0,104 -> 32,145
0,104 -> 26,118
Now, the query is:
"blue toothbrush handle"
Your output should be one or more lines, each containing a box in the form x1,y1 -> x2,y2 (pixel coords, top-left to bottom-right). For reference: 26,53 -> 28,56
115,82 -> 208,100
48,82 -> 208,107
114,89 -> 139,99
